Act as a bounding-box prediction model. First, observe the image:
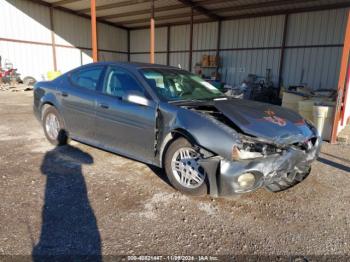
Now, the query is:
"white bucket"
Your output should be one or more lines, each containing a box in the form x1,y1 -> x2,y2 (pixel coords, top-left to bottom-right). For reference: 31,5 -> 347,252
282,92 -> 306,112
298,100 -> 314,122
313,105 -> 335,141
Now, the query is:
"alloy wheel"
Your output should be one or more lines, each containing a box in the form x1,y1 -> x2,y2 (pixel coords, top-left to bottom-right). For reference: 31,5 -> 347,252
171,147 -> 205,189
45,113 -> 60,140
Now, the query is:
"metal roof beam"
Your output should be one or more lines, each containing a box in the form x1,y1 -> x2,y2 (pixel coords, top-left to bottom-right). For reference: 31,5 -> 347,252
98,0 -> 238,20
222,2 -> 350,20
177,0 -> 222,20
99,4 -> 186,20
27,0 -> 128,30
129,1 -> 350,30
79,0 -> 235,14
51,0 -> 82,7
112,0 -> 309,26
212,0 -> 319,14
129,18 -> 213,29
120,11 -> 203,25
77,0 -> 152,14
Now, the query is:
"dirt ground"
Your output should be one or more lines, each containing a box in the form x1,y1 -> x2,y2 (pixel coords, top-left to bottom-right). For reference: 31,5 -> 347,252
0,90 -> 350,260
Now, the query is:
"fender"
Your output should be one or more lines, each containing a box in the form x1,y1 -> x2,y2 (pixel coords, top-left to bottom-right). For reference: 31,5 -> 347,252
158,128 -> 221,197
39,92 -> 61,118
158,128 -> 198,167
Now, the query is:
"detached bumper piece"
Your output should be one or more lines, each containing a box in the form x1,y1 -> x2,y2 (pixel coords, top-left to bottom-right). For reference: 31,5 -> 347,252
200,137 -> 321,197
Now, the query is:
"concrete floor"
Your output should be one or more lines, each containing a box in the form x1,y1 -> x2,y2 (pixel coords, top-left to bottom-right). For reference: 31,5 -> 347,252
1,91 -> 350,259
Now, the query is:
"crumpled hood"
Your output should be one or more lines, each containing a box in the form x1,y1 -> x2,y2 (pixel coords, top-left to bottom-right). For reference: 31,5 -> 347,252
214,98 -> 315,145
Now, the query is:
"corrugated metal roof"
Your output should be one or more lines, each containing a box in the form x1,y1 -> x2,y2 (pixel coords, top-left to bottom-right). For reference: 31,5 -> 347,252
42,0 -> 350,28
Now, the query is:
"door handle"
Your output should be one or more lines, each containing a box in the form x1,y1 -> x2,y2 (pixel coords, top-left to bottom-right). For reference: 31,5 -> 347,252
99,103 -> 109,109
60,92 -> 68,97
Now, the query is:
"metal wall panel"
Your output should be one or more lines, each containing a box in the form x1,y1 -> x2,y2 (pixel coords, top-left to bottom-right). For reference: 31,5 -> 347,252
98,23 -> 128,52
170,25 -> 190,51
82,49 -> 93,65
99,52 -> 128,62
0,0 -> 129,80
128,10 -> 347,90
0,41 -> 53,81
130,53 -> 167,65
192,50 -> 216,73
130,27 -> 168,52
192,51 -> 216,65
170,52 -> 189,70
168,25 -> 191,71
55,10 -> 128,51
220,15 -> 285,49
286,9 -> 348,46
53,10 -> 92,48
281,8 -> 348,89
282,47 -> 342,89
193,22 -> 218,50
220,49 -> 281,86
56,47 -> 84,74
0,0 -> 51,43
56,48 -> 127,74
2,0 -> 347,90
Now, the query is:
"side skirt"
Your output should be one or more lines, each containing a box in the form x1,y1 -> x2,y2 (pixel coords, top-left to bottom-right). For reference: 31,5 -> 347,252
70,135 -> 160,167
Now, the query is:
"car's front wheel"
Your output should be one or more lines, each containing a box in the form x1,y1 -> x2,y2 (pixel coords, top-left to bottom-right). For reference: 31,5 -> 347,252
164,138 -> 208,196
42,105 -> 68,146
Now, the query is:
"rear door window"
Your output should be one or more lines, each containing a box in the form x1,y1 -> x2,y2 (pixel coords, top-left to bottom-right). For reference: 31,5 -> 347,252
70,66 -> 104,91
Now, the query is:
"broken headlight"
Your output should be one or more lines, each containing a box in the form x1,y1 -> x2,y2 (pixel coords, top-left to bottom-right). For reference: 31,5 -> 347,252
232,136 -> 282,161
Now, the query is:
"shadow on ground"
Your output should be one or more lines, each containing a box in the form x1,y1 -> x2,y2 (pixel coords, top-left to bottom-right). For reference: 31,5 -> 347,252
32,145 -> 101,261
318,157 -> 350,173
320,152 -> 350,164
147,164 -> 172,187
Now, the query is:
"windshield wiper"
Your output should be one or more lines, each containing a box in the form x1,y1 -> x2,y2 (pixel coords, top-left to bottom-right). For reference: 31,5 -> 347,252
169,98 -> 207,104
213,97 -> 228,101
169,97 -> 227,104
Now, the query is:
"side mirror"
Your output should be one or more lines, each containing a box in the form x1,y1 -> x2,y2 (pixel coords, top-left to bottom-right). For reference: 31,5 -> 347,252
122,90 -> 150,107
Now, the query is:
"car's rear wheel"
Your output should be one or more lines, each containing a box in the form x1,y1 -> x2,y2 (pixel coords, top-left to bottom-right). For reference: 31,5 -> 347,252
164,137 -> 208,196
42,106 -> 68,146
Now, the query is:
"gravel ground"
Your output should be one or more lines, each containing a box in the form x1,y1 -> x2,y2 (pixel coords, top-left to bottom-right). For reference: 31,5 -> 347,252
0,91 -> 350,260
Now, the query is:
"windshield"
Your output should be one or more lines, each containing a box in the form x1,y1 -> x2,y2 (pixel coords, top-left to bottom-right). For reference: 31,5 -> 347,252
140,68 -> 224,102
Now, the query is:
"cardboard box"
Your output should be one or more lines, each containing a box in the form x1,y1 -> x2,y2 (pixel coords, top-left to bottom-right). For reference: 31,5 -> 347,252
209,55 -> 219,67
201,55 -> 209,67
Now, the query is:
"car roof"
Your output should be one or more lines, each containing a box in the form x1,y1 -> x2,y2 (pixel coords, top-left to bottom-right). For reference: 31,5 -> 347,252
86,61 -> 182,71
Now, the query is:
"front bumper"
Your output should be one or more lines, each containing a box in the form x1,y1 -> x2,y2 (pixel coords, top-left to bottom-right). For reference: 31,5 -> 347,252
199,137 -> 321,197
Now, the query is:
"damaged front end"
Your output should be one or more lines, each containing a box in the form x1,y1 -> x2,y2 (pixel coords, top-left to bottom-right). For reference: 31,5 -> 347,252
178,100 -> 321,197
199,133 -> 321,197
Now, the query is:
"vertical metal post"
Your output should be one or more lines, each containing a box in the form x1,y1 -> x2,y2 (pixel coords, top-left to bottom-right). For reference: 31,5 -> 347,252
90,0 -> 98,62
189,7 -> 194,72
49,6 -> 57,71
278,14 -> 289,89
215,20 -> 222,76
166,25 -> 170,66
331,11 -> 350,143
127,29 -> 131,62
150,0 -> 155,64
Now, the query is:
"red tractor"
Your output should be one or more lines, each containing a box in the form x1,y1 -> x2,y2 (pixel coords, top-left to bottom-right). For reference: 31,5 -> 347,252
0,56 -> 36,85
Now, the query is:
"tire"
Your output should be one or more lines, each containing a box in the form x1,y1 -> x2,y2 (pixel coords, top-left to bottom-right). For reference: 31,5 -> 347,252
164,137 -> 208,196
42,106 -> 68,146
23,76 -> 36,86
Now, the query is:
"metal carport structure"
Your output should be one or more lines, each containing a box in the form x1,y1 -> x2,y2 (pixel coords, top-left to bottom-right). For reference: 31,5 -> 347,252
7,0 -> 350,142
